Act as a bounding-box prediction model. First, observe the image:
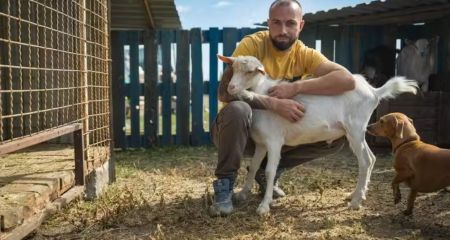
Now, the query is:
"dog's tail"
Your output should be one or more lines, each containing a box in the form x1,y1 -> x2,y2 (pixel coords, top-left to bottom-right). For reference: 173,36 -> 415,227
375,76 -> 418,100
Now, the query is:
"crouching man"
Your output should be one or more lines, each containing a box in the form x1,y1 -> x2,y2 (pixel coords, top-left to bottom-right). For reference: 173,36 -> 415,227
209,0 -> 355,216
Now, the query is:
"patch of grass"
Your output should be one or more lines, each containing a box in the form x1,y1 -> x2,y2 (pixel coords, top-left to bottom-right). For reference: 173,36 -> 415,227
28,146 -> 450,240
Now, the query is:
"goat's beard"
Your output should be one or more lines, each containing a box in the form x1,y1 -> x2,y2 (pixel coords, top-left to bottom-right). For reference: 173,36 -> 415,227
270,35 -> 296,51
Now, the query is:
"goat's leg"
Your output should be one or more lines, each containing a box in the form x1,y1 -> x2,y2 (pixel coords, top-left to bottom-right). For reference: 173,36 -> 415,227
346,132 -> 371,210
363,140 -> 377,198
234,144 -> 267,203
257,141 -> 282,215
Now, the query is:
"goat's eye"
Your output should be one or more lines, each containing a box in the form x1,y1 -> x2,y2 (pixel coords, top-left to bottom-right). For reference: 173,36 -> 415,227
246,70 -> 254,74
379,119 -> 385,124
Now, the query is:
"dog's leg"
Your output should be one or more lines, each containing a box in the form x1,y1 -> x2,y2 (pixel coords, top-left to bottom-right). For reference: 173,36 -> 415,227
257,141 -> 282,216
392,171 -> 413,205
404,189 -> 417,216
392,179 -> 401,204
234,144 -> 267,203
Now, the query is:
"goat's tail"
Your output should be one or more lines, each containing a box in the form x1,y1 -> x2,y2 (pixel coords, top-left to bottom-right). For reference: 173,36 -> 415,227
375,76 -> 418,100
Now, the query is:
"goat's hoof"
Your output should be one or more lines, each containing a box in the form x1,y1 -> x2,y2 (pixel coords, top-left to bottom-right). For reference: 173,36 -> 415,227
345,192 -> 355,201
394,195 -> 401,205
256,204 -> 270,216
403,209 -> 413,216
232,191 -> 248,204
348,200 -> 362,210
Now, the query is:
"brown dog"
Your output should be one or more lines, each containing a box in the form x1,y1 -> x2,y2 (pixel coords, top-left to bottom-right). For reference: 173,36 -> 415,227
367,112 -> 450,215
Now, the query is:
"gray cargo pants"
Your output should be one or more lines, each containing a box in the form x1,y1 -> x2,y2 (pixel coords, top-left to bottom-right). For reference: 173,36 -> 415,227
211,101 -> 346,179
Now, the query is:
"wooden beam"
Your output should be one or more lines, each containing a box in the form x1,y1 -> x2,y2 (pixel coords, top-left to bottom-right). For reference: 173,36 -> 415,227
309,4 -> 450,26
0,124 -> 81,156
1,186 -> 84,240
142,0 -> 155,29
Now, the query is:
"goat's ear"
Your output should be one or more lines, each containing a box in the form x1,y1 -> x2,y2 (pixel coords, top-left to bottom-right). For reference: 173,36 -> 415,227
405,39 -> 413,45
217,55 -> 235,64
256,66 -> 266,75
395,118 -> 404,139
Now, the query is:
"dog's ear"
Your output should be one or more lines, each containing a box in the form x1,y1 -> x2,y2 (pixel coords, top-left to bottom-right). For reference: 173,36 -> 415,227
407,117 -> 413,123
395,118 -> 404,139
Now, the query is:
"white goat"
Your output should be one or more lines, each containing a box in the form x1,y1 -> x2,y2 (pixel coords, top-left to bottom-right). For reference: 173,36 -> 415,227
396,37 -> 439,92
218,55 -> 418,215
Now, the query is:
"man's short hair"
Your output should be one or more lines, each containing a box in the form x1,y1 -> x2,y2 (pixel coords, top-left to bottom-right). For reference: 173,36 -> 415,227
269,0 -> 303,17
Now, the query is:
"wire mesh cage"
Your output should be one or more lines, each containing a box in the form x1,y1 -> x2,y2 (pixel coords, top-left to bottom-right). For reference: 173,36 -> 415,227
0,0 -> 111,171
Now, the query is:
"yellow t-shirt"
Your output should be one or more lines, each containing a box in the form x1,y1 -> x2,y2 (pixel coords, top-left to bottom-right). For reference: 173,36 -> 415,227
231,30 -> 328,81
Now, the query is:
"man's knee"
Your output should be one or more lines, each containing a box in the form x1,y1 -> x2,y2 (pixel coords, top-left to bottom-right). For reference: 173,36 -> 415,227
221,101 -> 252,121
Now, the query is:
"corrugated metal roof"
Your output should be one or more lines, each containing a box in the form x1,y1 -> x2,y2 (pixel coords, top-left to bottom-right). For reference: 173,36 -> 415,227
303,0 -> 450,26
111,0 -> 181,30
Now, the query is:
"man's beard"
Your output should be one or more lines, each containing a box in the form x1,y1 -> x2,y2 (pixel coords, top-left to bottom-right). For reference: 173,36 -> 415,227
270,35 -> 296,51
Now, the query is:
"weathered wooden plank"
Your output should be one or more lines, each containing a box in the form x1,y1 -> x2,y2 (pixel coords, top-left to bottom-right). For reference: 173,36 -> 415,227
388,92 -> 439,106
144,30 -> 159,147
351,26 -> 362,73
0,123 -> 81,156
128,31 -> 141,148
190,28 -> 204,146
1,186 -> 84,240
300,27 -> 316,49
388,106 -> 437,118
222,28 -> 239,65
437,92 -> 450,146
175,30 -> 190,145
161,30 -> 173,145
335,25 -> 352,70
110,31 -> 126,149
208,28 -> 220,143
319,26 -> 336,61
74,128 -> 85,186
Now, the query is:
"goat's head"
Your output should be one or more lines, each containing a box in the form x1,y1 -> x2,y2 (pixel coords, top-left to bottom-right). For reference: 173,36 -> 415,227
406,38 -> 430,58
217,55 -> 266,95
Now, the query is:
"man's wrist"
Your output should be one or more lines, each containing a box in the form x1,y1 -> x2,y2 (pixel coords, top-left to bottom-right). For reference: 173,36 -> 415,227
294,81 -> 303,94
268,97 -> 278,111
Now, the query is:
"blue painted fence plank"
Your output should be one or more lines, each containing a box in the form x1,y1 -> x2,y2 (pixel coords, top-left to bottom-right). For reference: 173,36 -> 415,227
175,30 -> 190,145
144,30 -> 159,147
129,31 -> 141,148
190,28 -> 205,146
161,30 -> 173,145
208,28 -> 220,143
111,31 -> 126,149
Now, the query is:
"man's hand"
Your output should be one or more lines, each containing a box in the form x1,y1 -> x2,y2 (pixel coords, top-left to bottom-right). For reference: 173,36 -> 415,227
271,98 -> 305,122
268,82 -> 299,99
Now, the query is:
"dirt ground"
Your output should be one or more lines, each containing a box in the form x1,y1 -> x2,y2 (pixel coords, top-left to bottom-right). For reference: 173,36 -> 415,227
26,145 -> 450,240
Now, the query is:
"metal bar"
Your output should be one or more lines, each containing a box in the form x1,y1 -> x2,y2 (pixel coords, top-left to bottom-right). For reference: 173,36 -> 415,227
0,123 -> 81,155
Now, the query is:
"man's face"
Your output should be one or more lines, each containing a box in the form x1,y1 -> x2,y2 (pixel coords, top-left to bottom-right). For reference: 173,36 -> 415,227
268,3 -> 304,51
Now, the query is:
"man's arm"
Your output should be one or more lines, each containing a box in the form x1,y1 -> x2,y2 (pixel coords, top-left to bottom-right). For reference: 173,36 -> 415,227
218,66 -> 305,122
268,61 -> 355,99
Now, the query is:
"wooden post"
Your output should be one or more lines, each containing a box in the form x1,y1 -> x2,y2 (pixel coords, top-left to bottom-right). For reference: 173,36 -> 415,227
175,30 -> 190,145
161,30 -> 173,145
144,30 -> 159,147
128,31 -> 141,148
74,128 -> 85,185
79,0 -> 89,169
190,28 -> 204,146
111,31 -> 126,149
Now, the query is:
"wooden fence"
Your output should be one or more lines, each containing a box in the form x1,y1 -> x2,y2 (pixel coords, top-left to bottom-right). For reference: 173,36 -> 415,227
111,24 -> 450,149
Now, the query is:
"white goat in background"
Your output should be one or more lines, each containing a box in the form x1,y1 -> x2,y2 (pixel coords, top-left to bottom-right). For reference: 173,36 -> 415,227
396,37 -> 439,92
218,55 -> 418,215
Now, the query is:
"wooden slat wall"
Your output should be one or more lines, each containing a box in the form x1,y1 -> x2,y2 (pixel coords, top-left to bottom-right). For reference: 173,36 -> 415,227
111,23 -> 450,148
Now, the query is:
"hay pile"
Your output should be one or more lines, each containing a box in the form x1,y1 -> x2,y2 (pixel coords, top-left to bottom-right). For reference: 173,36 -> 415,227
28,146 -> 450,239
